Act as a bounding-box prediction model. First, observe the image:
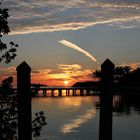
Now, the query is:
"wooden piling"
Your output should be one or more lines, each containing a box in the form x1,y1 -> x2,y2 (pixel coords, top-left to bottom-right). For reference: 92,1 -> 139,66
17,61 -> 32,140
99,59 -> 114,140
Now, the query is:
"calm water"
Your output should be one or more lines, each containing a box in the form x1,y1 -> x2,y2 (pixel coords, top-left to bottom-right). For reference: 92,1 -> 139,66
32,95 -> 140,140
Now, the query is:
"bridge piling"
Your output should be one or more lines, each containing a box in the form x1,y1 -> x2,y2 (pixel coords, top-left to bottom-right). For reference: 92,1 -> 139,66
43,89 -> 46,96
58,89 -> 62,96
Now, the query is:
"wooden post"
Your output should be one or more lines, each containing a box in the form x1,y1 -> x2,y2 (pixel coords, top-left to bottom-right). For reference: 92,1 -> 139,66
99,59 -> 114,140
17,61 -> 32,140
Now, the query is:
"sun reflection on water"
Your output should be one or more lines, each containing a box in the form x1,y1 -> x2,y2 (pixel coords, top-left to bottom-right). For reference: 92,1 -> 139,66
60,108 -> 96,134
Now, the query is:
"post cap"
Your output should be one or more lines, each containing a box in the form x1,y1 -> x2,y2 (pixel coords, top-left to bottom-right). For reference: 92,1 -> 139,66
101,58 -> 115,69
17,61 -> 31,72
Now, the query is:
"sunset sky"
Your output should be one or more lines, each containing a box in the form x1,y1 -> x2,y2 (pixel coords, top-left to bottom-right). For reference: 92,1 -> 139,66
1,0 -> 140,86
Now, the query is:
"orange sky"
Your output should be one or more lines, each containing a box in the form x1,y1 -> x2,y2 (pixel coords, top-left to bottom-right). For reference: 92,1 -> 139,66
1,62 -> 140,87
1,0 -> 140,87
0,64 -> 95,86
30,63 -> 95,86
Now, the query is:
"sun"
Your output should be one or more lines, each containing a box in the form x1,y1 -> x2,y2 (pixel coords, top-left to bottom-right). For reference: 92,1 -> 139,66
64,80 -> 69,85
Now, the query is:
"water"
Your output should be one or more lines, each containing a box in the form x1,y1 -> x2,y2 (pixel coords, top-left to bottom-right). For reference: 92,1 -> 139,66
32,95 -> 140,140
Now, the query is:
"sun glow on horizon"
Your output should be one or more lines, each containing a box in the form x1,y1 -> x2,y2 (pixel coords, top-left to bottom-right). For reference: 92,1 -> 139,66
64,80 -> 69,86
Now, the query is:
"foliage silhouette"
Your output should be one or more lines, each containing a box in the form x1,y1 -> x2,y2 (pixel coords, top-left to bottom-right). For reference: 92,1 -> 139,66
32,111 -> 47,137
93,66 -> 140,87
0,77 -> 47,140
0,1 -> 46,139
0,77 -> 17,140
0,1 -> 18,63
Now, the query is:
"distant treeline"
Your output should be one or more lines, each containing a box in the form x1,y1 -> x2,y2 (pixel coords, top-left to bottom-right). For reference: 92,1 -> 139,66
72,81 -> 100,87
73,66 -> 140,87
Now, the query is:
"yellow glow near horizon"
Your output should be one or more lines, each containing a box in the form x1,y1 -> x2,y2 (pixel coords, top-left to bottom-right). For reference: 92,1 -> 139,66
64,80 -> 69,85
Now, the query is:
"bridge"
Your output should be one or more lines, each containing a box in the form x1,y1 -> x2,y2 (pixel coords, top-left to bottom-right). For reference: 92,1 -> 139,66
30,86 -> 100,97
13,86 -> 140,97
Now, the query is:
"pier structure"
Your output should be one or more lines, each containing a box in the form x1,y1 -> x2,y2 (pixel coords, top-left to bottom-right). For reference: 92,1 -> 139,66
30,87 -> 100,97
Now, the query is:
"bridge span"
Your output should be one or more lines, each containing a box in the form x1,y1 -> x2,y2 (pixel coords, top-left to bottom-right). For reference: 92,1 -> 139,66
31,87 -> 100,97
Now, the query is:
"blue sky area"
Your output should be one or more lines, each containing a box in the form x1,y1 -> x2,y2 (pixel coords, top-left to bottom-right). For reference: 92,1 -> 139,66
1,0 -> 140,85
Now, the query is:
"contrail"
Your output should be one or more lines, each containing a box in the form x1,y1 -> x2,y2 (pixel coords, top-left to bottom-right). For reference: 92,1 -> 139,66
59,39 -> 96,62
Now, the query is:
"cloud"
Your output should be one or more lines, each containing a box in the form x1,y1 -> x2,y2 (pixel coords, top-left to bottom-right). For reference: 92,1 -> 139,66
0,64 -> 94,86
54,64 -> 94,84
9,16 -> 140,35
1,61 -> 140,86
117,62 -> 140,69
57,64 -> 82,70
0,66 -> 16,77
2,0 -> 140,34
48,65 -> 91,80
0,66 -> 17,85
129,62 -> 140,69
59,40 -> 97,62
31,63 -> 94,85
87,1 -> 140,9
31,68 -> 53,84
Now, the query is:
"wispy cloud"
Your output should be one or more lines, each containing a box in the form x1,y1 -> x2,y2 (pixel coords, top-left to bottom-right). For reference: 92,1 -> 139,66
31,63 -> 94,85
59,40 -> 97,62
31,68 -> 52,84
0,66 -> 16,85
129,62 -> 140,69
55,63 -> 94,84
2,0 -> 140,35
1,61 -> 140,86
0,64 -> 93,86
117,62 -> 140,69
58,64 -> 82,71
